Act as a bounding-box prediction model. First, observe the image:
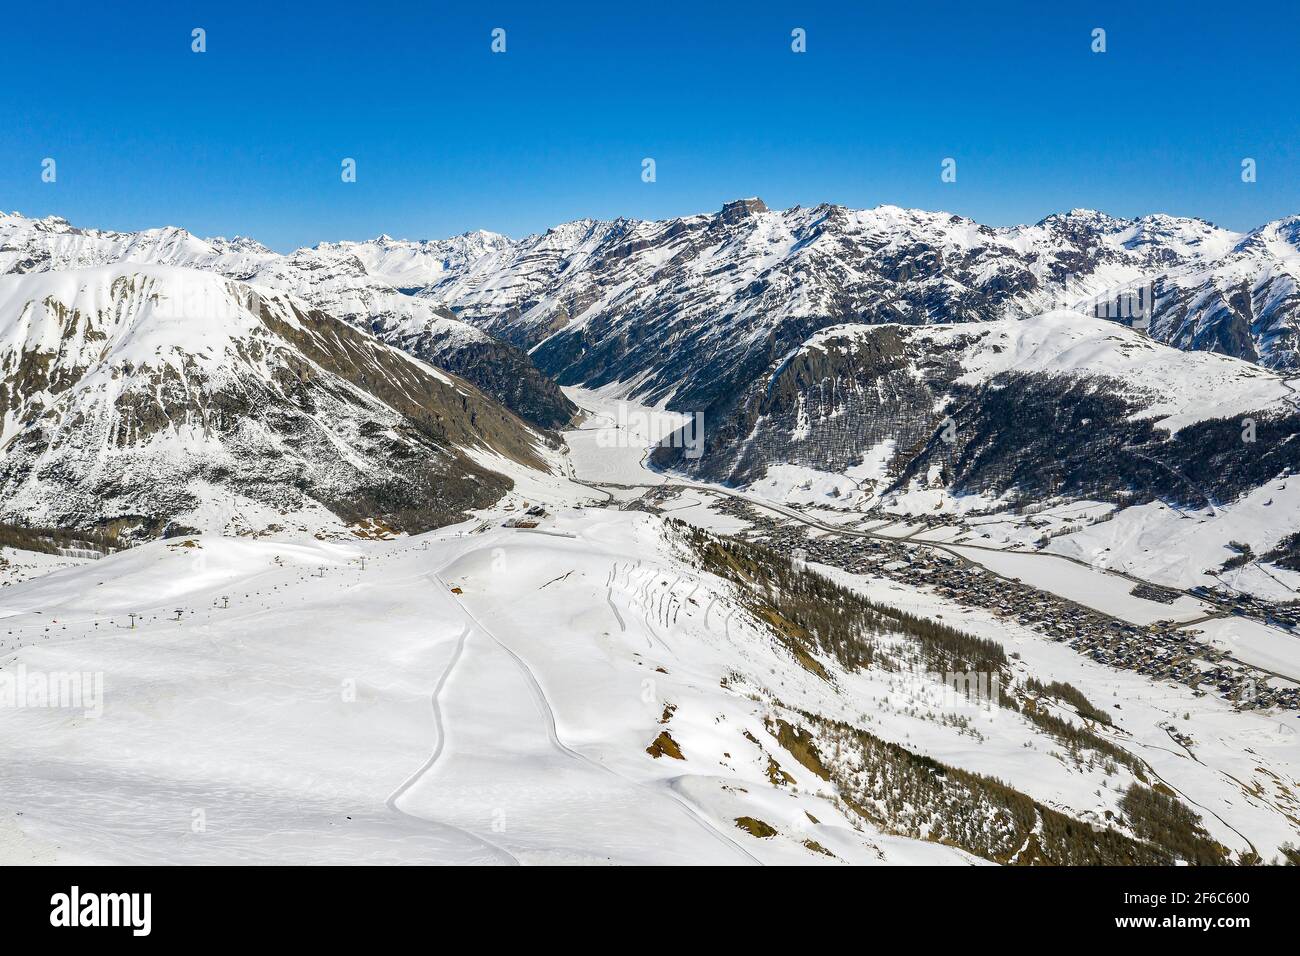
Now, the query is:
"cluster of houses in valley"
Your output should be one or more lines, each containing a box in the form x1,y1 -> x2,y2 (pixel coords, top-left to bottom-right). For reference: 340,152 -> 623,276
694,496 -> 1300,713
1188,585 -> 1300,633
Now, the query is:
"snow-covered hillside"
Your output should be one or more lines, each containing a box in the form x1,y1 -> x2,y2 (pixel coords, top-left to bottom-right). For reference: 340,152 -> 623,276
659,309 -> 1300,501
0,515 -> 964,864
807,310 -> 1293,435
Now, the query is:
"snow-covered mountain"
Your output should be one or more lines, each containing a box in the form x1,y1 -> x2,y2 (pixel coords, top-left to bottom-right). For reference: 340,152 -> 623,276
1145,216 -> 1300,370
0,264 -> 554,538
235,246 -> 576,429
7,202 -> 1300,533
0,212 -> 575,429
8,200 -> 1298,417
311,229 -> 517,292
3,205 -> 1298,869
363,200 -> 1297,465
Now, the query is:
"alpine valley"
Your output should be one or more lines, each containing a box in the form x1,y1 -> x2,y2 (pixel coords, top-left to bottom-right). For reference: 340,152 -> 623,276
2,200 -> 1299,867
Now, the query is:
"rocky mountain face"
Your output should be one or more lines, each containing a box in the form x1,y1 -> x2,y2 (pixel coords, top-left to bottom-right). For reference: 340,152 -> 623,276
651,311 -> 1300,511
377,307 -> 576,430
0,212 -> 575,430
0,264 -> 552,539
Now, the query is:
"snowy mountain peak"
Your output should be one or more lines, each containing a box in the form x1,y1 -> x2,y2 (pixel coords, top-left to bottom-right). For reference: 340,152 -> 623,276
206,234 -> 273,256
1035,208 -> 1129,234
1238,215 -> 1300,254
719,197 -> 769,221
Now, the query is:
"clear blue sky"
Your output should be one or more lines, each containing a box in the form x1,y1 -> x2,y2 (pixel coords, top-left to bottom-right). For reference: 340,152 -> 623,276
4,1 -> 1297,250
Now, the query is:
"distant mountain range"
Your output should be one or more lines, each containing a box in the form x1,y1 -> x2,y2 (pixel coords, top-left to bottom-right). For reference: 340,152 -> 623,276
8,200 -> 1299,387
0,212 -> 575,430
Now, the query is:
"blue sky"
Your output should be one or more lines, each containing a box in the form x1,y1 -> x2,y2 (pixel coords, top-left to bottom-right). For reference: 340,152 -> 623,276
4,1 -> 1297,250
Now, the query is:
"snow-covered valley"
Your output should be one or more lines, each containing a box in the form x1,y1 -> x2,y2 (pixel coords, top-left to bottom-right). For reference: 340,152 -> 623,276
2,389 -> 1297,866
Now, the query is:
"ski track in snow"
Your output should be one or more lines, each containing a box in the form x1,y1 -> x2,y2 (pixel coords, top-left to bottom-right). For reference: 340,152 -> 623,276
382,613 -> 520,866
425,569 -> 759,865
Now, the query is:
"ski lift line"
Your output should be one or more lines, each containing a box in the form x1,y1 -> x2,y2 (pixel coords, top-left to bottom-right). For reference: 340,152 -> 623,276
0,544 -> 359,644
